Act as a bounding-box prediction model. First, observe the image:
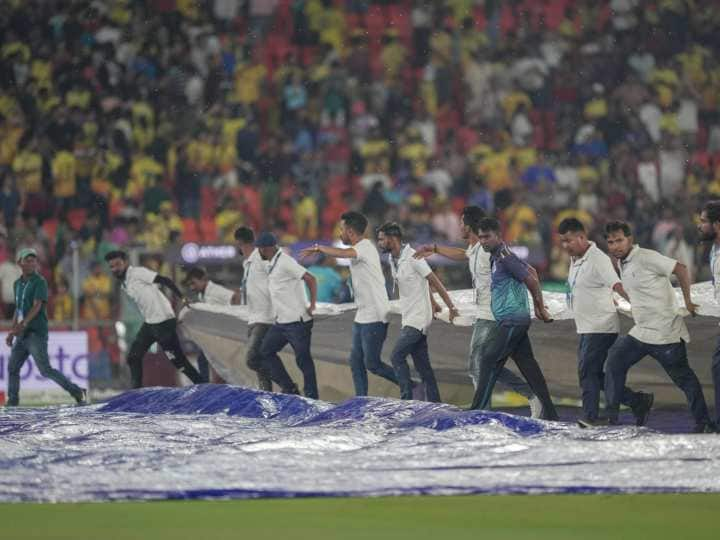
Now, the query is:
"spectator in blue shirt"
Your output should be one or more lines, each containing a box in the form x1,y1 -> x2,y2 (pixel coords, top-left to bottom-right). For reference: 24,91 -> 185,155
468,217 -> 558,420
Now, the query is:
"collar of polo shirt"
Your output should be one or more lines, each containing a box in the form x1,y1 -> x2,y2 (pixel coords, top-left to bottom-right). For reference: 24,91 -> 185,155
621,244 -> 640,264
572,241 -> 595,264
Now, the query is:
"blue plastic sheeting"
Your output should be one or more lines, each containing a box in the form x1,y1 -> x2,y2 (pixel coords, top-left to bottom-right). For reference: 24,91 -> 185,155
1,385 -> 720,502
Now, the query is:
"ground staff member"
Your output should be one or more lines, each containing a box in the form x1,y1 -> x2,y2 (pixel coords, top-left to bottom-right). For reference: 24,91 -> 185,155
468,218 -> 558,420
234,226 -> 277,392
300,211 -> 400,397
105,250 -> 205,388
603,221 -> 714,432
415,206 -> 541,415
185,265 -> 242,383
257,233 -> 320,398
698,201 -> 720,425
559,218 -> 653,427
377,222 -> 459,402
6,248 -> 86,406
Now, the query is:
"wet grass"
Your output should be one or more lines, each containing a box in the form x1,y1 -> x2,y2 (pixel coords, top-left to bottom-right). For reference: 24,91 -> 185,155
1,493 -> 717,539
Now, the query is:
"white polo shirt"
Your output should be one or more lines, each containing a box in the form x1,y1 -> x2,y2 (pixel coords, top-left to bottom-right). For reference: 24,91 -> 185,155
200,280 -> 235,306
466,241 -> 494,321
267,249 -> 311,324
390,244 -> 433,332
350,238 -> 391,324
567,242 -> 621,334
618,245 -> 689,344
242,248 -> 274,325
121,266 -> 175,324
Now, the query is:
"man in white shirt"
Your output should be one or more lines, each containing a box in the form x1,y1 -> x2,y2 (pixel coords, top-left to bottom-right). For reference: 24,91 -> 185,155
185,265 -> 241,384
234,227 -> 277,392
696,201 -> 720,425
300,211 -> 400,396
558,218 -> 653,426
105,250 -> 205,388
0,255 -> 21,319
414,206 -> 541,416
603,221 -> 714,432
256,232 -> 320,399
377,222 -> 459,402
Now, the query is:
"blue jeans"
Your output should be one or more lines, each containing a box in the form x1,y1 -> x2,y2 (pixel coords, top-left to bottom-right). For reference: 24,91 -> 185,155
469,319 -> 534,400
349,322 -> 399,396
7,331 -> 83,406
578,333 -> 640,421
261,320 -> 318,399
469,322 -> 558,420
390,326 -> 440,402
605,335 -> 710,424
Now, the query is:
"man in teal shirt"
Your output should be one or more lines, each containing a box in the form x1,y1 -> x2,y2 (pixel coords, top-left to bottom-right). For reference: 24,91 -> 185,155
5,248 -> 86,406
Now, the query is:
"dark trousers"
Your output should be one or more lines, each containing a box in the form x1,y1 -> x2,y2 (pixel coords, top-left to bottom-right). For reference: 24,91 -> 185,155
712,335 -> 720,423
390,326 -> 440,402
246,323 -> 274,391
349,321 -> 399,396
605,335 -> 710,425
260,320 -> 318,399
127,319 -> 206,388
469,322 -> 558,420
7,331 -> 82,405
197,353 -> 210,382
578,333 -> 641,421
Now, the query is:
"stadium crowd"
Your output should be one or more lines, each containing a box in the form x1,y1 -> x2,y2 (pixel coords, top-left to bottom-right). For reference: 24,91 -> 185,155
1,0 -> 720,327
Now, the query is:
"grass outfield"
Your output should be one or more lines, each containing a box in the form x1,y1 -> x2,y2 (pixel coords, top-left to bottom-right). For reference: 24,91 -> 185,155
1,494 -> 717,539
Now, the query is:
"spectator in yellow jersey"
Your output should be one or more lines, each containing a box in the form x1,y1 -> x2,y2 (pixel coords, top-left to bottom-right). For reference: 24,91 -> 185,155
51,277 -> 73,323
12,136 -> 43,197
51,147 -> 77,214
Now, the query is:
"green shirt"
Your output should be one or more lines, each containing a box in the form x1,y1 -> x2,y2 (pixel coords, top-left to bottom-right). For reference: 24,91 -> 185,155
14,272 -> 49,337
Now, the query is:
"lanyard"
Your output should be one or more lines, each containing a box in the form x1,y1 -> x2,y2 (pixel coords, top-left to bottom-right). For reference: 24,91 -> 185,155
241,261 -> 251,305
16,277 -> 31,319
470,243 -> 481,304
268,251 -> 282,275
712,245 -> 718,285
389,245 -> 405,297
566,256 -> 588,309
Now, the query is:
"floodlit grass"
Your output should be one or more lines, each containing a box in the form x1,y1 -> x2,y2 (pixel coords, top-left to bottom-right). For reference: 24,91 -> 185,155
1,493 -> 717,540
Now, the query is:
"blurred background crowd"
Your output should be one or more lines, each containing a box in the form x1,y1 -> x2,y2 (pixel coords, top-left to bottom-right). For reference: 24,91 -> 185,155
1,0 -> 720,381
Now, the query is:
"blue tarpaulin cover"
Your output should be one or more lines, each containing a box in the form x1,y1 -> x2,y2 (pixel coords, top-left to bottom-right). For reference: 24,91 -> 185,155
1,385 -> 719,502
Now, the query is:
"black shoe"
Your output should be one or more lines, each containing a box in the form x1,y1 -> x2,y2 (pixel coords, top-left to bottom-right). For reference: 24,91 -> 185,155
577,417 -> 618,429
281,384 -> 300,395
258,373 -> 273,392
631,392 -> 654,426
74,389 -> 88,406
693,422 -> 719,434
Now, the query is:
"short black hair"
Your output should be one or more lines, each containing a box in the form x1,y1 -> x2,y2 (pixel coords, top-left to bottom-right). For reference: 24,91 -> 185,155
185,266 -> 207,281
104,250 -> 128,262
703,200 -> 720,224
234,226 -> 254,243
478,217 -> 501,233
605,221 -> 633,238
460,206 -> 486,234
377,221 -> 403,238
341,211 -> 368,235
558,217 -> 586,235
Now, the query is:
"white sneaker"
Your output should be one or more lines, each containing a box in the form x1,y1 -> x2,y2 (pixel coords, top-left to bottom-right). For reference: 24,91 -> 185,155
529,395 -> 542,418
